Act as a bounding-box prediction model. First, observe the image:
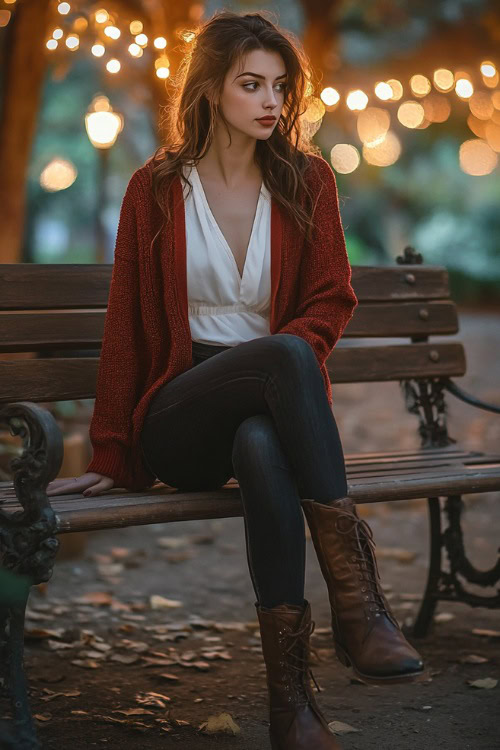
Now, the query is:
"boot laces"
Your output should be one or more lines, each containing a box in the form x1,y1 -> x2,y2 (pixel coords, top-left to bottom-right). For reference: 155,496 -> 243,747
334,510 -> 398,626
281,617 -> 322,694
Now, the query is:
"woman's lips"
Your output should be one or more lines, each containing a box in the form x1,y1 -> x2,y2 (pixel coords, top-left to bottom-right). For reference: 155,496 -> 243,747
256,118 -> 276,126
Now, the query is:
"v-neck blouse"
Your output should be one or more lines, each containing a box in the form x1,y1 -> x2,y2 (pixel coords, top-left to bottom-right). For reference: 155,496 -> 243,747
182,163 -> 272,347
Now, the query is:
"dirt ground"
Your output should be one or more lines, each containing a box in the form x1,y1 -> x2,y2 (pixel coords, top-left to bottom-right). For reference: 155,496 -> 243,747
4,310 -> 500,749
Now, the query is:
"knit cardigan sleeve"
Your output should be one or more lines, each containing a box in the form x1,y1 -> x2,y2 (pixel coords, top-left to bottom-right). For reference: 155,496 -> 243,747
85,172 -> 154,490
276,155 -> 358,367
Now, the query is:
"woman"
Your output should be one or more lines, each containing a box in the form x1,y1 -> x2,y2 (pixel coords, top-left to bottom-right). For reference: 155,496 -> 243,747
47,10 -> 424,749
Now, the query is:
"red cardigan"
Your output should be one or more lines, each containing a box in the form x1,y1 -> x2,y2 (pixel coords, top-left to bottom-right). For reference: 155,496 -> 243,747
85,154 -> 358,491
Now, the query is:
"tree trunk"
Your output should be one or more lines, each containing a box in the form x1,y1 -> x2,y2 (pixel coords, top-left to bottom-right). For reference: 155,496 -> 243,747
298,0 -> 342,88
0,1 -> 51,263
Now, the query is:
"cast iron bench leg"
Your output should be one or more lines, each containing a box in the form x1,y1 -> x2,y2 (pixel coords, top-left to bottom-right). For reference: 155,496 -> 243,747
0,402 -> 63,749
412,497 -> 442,638
1,595 -> 41,749
412,494 -> 500,638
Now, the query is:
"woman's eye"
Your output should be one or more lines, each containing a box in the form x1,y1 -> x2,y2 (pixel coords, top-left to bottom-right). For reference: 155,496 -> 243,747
243,82 -> 286,92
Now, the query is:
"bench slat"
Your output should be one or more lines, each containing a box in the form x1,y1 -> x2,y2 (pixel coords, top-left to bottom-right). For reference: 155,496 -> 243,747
0,264 -> 451,310
0,343 -> 466,402
327,342 -> 466,382
0,301 -> 459,352
0,445 -> 486,506
1,448 -> 499,533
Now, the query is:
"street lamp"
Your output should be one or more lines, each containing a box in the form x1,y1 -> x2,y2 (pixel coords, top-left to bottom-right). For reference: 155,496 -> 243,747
84,95 -> 123,263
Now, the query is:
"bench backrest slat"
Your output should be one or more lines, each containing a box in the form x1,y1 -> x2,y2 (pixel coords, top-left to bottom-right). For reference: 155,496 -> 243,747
0,301 -> 459,352
0,343 -> 466,403
0,264 -> 451,310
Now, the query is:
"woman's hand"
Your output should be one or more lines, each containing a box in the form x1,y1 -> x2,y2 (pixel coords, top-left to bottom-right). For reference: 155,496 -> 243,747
46,472 -> 115,498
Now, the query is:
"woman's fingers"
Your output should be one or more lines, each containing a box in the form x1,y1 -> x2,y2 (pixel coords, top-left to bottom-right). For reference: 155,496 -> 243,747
46,479 -> 89,496
82,478 -> 115,497
45,473 -> 114,497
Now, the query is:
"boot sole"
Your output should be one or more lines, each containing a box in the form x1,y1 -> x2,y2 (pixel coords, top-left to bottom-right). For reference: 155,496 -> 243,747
334,641 -> 426,685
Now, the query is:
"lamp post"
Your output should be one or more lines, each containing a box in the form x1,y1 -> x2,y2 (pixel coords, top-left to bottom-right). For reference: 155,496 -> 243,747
84,95 -> 123,263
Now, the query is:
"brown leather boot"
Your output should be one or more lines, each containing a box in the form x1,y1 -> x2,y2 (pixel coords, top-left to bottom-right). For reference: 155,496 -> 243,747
301,497 -> 424,685
256,598 -> 342,750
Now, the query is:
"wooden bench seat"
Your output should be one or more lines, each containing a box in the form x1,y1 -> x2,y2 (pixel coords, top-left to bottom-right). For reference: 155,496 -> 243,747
1,446 -> 500,532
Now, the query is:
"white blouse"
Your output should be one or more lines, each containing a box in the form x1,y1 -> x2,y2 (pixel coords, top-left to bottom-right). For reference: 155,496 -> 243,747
182,163 -> 272,347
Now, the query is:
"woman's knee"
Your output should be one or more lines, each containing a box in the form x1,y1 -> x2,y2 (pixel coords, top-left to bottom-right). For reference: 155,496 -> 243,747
232,414 -> 278,471
262,334 -> 319,383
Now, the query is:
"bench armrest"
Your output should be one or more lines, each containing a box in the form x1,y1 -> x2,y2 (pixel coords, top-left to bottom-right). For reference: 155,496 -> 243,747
443,378 -> 500,415
0,402 -> 63,582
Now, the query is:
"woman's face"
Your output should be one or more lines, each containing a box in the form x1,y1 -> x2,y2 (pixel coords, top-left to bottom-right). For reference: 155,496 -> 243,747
217,48 -> 287,140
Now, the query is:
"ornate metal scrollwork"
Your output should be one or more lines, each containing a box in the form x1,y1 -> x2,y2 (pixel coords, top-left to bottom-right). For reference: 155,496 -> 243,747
0,402 -> 62,581
396,245 -> 423,265
441,495 -> 500,601
399,377 -> 456,448
0,402 -> 63,750
412,495 -> 500,638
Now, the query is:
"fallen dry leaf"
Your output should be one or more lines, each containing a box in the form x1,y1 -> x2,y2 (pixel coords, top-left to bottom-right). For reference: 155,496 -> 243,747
79,650 -> 107,660
472,628 -> 500,638
156,536 -> 190,549
71,659 -> 101,669
199,712 -> 240,735
434,612 -> 455,623
25,610 -> 53,621
150,595 -> 183,610
201,650 -> 233,661
141,656 -> 178,667
24,627 -> 65,641
118,639 -> 149,653
329,720 -> 361,735
110,653 -> 140,665
179,650 -> 197,661
91,642 -> 112,653
39,689 -> 81,702
110,547 -> 133,559
467,678 -> 498,689
159,673 -> 180,682
136,691 -> 171,707
73,592 -> 113,606
46,639 -> 74,651
113,708 -> 156,716
460,654 -> 489,664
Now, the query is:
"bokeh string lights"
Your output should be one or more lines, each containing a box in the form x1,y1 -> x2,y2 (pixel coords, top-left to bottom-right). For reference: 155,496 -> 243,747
0,1 -> 498,175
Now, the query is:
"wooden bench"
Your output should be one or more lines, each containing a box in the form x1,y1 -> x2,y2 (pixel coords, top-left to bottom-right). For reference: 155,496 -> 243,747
1,246 -> 499,748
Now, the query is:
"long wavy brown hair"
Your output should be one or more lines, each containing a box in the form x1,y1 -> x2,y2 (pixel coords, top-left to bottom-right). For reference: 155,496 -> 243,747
148,9 -> 323,246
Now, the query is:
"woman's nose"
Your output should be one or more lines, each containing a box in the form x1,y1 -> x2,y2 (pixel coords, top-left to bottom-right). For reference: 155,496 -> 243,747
263,89 -> 278,107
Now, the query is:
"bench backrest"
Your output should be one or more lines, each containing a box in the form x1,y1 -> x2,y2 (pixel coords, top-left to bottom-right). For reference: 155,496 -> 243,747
0,261 -> 466,404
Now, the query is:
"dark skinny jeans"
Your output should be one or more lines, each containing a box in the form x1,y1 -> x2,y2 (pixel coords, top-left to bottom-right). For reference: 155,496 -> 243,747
140,333 -> 348,609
